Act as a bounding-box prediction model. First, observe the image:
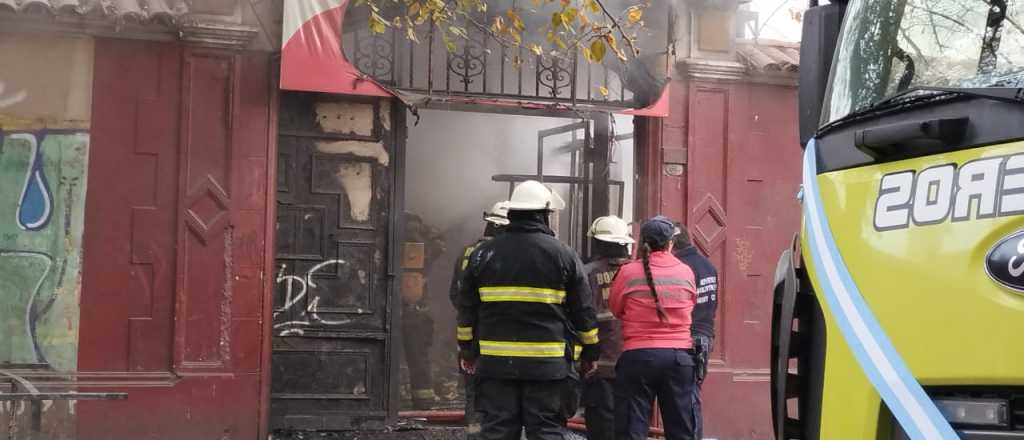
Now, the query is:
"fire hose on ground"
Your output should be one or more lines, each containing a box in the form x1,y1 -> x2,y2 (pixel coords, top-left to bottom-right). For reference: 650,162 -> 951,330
398,410 -> 666,439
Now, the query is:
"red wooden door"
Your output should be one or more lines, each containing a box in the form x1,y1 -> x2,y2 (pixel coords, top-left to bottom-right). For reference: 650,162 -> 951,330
77,39 -> 274,439
682,80 -> 802,440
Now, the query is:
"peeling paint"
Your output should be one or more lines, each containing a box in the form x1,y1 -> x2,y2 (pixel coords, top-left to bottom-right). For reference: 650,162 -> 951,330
735,238 -> 754,275
314,102 -> 374,136
357,269 -> 367,285
335,163 -> 372,222
379,100 -> 391,131
315,140 -> 389,166
220,228 -> 233,363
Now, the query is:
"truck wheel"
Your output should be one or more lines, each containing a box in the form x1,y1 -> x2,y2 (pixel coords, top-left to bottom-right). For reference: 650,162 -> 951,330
770,245 -> 825,440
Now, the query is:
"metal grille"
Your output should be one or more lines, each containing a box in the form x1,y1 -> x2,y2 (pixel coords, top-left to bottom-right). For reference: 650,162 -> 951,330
343,16 -> 644,108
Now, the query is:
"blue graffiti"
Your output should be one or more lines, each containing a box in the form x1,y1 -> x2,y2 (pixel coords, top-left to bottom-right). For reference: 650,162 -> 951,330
13,132 -> 53,231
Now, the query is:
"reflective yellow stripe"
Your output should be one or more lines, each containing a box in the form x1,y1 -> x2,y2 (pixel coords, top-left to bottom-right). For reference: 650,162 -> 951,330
479,340 -> 566,357
413,389 -> 436,400
578,328 -> 599,345
478,286 -> 566,304
457,326 -> 474,341
573,345 -> 582,361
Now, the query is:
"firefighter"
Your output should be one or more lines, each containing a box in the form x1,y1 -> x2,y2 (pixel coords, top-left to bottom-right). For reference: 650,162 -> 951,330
401,213 -> 447,410
582,216 -> 634,440
671,223 -> 718,439
449,201 -> 510,439
609,216 -> 699,440
455,180 -> 600,440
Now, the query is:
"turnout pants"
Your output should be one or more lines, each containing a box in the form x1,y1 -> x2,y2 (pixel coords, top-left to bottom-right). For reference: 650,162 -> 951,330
614,348 -> 697,440
583,377 -> 615,440
464,372 -> 481,439
401,304 -> 435,408
476,377 -> 569,440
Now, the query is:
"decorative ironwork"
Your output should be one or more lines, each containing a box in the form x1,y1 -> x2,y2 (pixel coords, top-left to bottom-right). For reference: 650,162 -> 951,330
537,54 -> 573,99
447,31 -> 488,90
353,29 -> 395,82
340,7 -> 671,109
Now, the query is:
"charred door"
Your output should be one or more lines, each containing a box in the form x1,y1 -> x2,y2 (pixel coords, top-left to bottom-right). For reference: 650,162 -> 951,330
271,93 -> 402,430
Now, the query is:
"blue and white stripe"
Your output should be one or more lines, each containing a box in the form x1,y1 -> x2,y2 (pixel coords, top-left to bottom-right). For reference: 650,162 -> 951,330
802,140 -> 957,440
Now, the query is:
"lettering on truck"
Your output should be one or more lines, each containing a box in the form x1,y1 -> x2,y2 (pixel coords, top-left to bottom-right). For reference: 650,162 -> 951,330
873,152 -> 1024,231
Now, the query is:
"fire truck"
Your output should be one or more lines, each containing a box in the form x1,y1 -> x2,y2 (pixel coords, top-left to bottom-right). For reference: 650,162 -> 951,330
772,1 -> 1024,439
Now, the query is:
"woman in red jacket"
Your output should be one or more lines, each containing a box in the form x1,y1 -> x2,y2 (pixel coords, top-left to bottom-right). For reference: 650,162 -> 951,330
608,215 -> 699,440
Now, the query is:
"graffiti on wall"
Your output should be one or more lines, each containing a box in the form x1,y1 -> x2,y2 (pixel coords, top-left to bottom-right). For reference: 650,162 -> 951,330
0,129 -> 89,372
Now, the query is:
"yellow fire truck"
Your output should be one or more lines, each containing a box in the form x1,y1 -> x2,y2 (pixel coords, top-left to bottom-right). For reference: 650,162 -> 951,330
772,1 -> 1024,439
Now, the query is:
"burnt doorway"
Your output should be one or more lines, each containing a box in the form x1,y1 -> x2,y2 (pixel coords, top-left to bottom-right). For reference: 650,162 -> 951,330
399,109 -> 636,412
270,92 -> 403,431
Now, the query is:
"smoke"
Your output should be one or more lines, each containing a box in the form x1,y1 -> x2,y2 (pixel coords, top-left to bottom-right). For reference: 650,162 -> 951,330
400,108 -> 634,407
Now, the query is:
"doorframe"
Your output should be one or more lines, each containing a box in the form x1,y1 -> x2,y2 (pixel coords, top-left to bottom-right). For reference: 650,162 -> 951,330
259,55 -> 282,440
386,100 -> 408,422
259,97 -> 650,431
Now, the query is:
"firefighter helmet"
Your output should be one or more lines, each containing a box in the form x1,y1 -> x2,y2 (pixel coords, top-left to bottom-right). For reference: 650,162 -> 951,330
506,180 -> 566,211
483,201 -> 510,225
589,215 -> 635,244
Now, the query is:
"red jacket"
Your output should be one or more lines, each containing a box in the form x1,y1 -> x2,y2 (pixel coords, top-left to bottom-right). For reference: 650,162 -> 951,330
609,250 -> 697,351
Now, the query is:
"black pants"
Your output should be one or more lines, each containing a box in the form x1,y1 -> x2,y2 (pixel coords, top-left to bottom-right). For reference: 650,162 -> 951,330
583,377 -> 615,440
464,373 -> 481,439
476,377 -> 568,440
401,304 -> 434,406
693,379 -> 704,439
614,349 -> 697,440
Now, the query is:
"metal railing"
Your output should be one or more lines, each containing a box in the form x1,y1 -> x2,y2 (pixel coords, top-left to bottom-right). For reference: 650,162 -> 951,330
1,366 -> 126,440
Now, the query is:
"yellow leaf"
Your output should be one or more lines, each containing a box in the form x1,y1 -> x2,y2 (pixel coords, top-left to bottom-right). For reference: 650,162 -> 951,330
491,16 -> 505,33
393,16 -> 403,28
408,1 -> 420,16
369,13 -> 388,34
626,6 -> 642,24
562,7 -> 578,27
586,0 -> 600,13
560,0 -> 570,6
589,38 -> 606,62
604,32 -> 617,50
579,13 -> 590,26
510,30 -> 522,46
529,44 -> 543,55
583,47 -> 593,62
507,9 -> 526,31
406,25 -> 420,43
551,12 -> 563,28
598,86 -> 609,96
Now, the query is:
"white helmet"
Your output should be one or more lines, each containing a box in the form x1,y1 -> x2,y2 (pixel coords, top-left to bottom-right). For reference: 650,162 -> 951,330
589,216 -> 635,244
483,201 -> 510,225
506,180 -> 566,211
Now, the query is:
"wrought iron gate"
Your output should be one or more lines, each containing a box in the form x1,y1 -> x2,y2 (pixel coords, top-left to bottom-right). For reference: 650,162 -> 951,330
492,114 -> 630,257
270,93 -> 403,431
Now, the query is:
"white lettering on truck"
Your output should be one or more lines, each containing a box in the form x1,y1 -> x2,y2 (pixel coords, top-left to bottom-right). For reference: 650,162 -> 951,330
873,153 -> 1024,231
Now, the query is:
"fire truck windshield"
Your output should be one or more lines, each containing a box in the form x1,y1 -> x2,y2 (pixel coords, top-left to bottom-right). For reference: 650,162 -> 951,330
821,0 -> 1024,125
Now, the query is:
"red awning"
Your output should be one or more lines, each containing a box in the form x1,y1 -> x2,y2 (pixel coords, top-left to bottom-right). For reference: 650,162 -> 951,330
279,0 -> 668,117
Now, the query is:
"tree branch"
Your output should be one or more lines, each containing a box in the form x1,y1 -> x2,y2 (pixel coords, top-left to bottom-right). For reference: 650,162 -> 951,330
593,0 -> 639,59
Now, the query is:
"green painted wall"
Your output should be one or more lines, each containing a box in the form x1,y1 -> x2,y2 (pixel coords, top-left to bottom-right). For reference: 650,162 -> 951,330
0,131 -> 88,372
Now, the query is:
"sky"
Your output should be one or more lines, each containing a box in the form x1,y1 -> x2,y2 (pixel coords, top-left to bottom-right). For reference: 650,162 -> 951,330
745,0 -> 806,42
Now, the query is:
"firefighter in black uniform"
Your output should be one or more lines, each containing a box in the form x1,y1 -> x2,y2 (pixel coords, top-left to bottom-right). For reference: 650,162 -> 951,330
672,223 -> 718,439
455,180 -> 600,440
582,216 -> 634,440
449,201 -> 509,439
401,213 -> 446,409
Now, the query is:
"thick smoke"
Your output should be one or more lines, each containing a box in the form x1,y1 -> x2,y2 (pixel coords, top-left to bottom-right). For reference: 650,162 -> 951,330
399,109 -> 634,408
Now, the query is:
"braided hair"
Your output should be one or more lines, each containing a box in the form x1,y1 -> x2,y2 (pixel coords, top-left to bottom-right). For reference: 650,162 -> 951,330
640,238 -> 670,323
